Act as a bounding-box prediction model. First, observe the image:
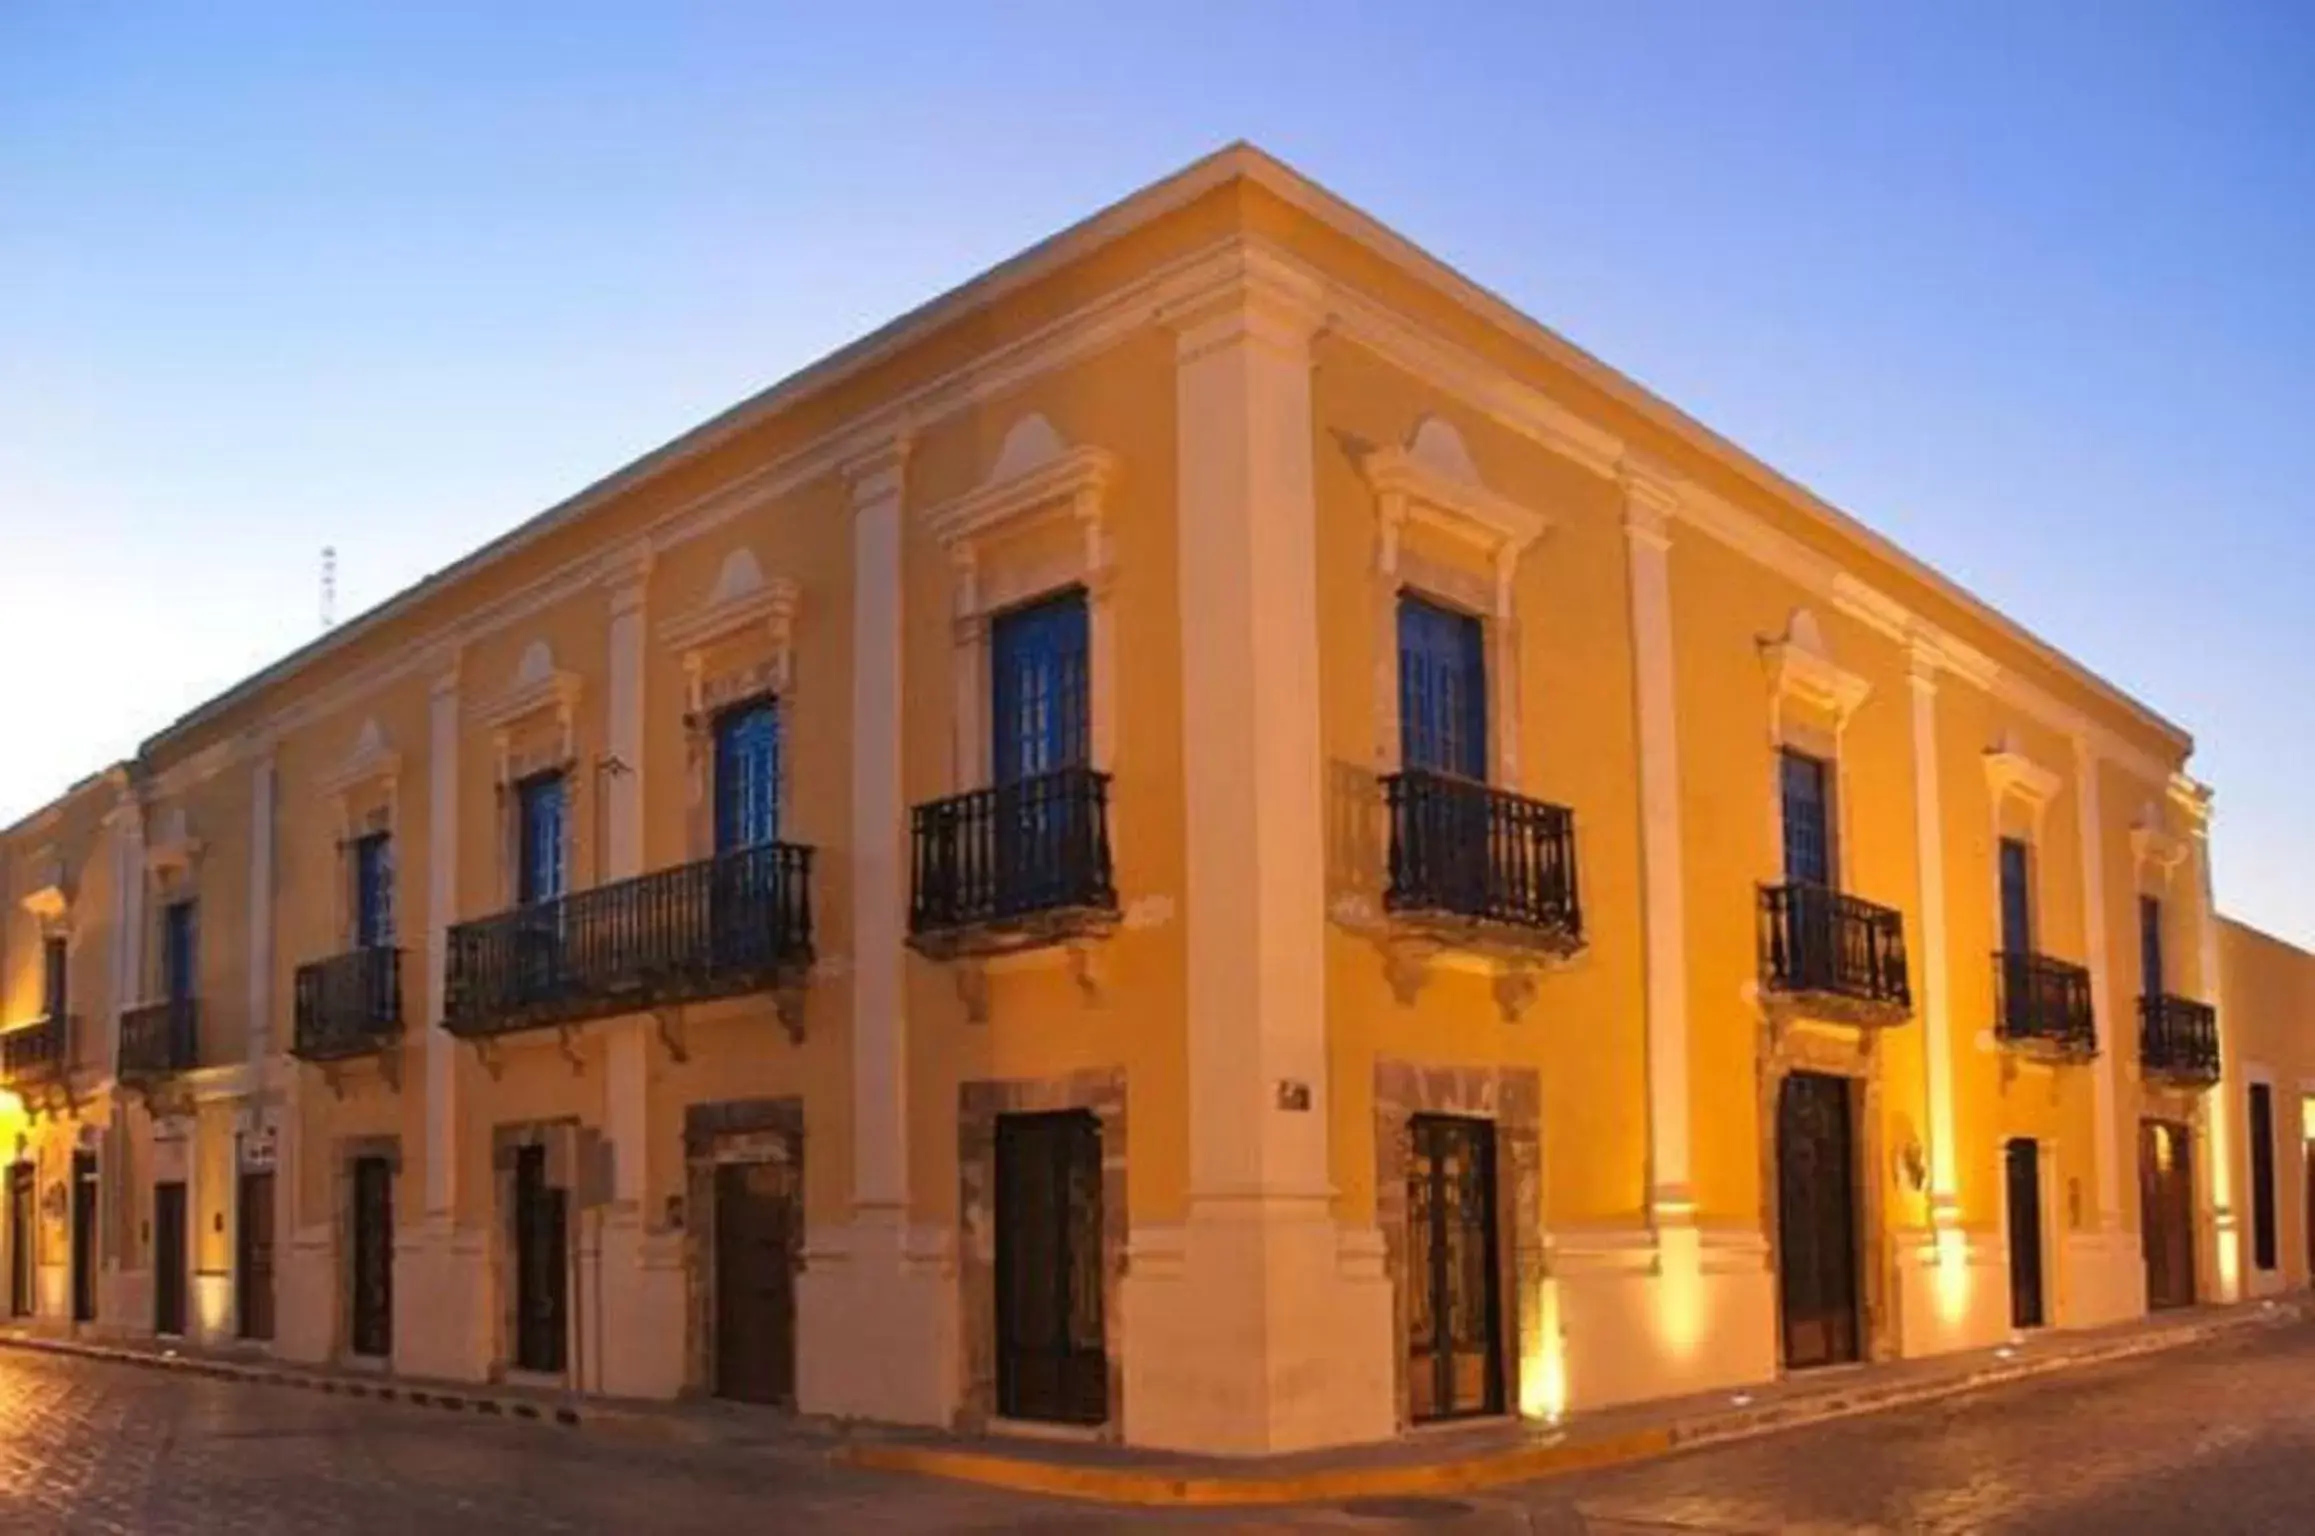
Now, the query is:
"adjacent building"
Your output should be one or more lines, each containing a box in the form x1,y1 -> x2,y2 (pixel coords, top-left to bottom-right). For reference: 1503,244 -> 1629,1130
0,145 -> 2302,1456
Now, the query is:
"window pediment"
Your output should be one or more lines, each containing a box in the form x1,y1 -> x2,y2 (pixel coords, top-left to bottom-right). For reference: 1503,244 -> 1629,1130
2131,810 -> 2189,880
1984,733 -> 2062,814
317,718 -> 400,799
144,806 -> 202,879
1761,608 -> 1871,731
1365,416 -> 1550,617
17,855 -> 68,924
923,415 -> 1117,618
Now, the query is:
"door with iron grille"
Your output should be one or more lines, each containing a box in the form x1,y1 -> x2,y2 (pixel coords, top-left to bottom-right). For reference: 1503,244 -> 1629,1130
349,1156 -> 394,1358
2140,1119 -> 2196,1309
70,1153 -> 96,1324
2005,1138 -> 2045,1329
512,1145 -> 567,1374
1407,1115 -> 1504,1422
994,1110 -> 1105,1425
236,1170 -> 275,1341
6,1164 -> 31,1318
153,1180 -> 188,1337
713,1156 -> 799,1406
1776,1071 -> 1860,1369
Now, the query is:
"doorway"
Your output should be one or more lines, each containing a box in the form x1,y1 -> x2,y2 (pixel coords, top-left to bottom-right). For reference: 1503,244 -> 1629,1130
510,1144 -> 567,1375
1407,1114 -> 1504,1422
153,1180 -> 188,1336
2004,1138 -> 2046,1329
994,1110 -> 1106,1425
7,1163 -> 32,1318
712,1158 -> 799,1405
70,1153 -> 96,1325
2139,1119 -> 2197,1310
236,1170 -> 275,1342
348,1155 -> 394,1359
1777,1071 -> 1861,1369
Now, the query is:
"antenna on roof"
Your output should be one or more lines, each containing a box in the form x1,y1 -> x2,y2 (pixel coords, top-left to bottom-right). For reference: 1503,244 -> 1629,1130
320,546 -> 338,630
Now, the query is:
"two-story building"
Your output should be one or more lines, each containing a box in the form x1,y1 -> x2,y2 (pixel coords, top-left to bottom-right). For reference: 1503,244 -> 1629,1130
0,143 -> 2295,1455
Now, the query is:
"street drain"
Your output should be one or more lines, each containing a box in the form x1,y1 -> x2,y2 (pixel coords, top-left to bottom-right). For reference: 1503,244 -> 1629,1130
1338,1495 -> 1478,1521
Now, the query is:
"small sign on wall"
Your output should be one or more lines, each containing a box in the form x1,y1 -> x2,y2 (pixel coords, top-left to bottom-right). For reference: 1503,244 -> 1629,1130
1275,1079 -> 1313,1113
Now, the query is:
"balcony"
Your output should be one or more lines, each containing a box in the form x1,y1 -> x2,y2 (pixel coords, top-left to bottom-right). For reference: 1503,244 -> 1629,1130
1994,951 -> 2097,1057
118,998 -> 199,1082
0,1014 -> 69,1088
908,766 -> 1117,959
1758,883 -> 1911,1023
444,843 -> 814,1041
291,946 -> 405,1063
1380,768 -> 1582,958
2139,993 -> 2221,1087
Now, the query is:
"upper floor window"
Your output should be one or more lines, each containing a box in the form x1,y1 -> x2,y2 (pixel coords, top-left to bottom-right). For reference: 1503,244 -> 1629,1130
516,772 -> 567,906
991,589 -> 1089,784
714,699 -> 781,853
2139,894 -> 2165,999
1397,593 -> 1486,780
352,832 -> 395,948
1999,838 -> 2036,955
161,900 -> 197,1002
1780,750 -> 1835,889
39,935 -> 65,1021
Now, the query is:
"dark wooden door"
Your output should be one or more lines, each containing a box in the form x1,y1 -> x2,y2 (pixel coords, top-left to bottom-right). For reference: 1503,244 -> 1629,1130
1407,1115 -> 1504,1422
1777,1071 -> 1860,1369
994,1111 -> 1105,1425
349,1156 -> 394,1358
70,1153 -> 96,1324
2304,1140 -> 2315,1287
236,1171 -> 275,1341
2140,1119 -> 2197,1310
2005,1138 -> 2045,1329
512,1145 -> 566,1374
713,1158 -> 799,1405
7,1164 -> 33,1318
153,1180 -> 188,1336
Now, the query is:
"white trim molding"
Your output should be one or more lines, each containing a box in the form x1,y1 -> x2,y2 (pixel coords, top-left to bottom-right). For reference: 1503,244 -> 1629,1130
142,806 -> 202,881
659,546 -> 803,699
477,640 -> 582,777
316,718 -> 401,803
17,857 -> 70,927
1983,736 -> 2063,837
1761,607 -> 1871,735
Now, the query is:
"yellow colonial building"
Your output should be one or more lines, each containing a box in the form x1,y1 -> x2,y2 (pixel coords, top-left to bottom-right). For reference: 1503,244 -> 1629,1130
0,144 -> 2307,1455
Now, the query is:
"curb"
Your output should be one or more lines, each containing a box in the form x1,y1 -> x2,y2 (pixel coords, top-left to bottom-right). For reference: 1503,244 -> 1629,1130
834,1302 -> 2301,1508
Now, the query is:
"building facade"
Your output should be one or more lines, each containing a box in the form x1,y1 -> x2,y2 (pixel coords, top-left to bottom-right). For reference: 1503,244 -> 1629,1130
0,146 -> 2296,1455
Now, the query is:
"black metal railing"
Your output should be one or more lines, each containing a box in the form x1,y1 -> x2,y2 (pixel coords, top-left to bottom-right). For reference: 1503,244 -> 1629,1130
292,946 -> 404,1062
118,998 -> 199,1080
1759,883 -> 1911,1013
0,1014 -> 68,1084
444,843 -> 814,1038
1994,951 -> 2097,1055
909,766 -> 1116,941
1381,768 -> 1581,944
2139,993 -> 2220,1085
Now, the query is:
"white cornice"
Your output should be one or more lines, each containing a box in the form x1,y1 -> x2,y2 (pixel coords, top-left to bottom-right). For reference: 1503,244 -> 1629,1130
922,442 -> 1117,552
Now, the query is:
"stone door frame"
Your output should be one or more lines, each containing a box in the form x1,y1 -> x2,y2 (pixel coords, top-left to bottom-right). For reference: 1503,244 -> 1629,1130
332,1134 -> 401,1365
1374,1060 -> 1541,1431
680,1096 -> 803,1399
957,1069 -> 1126,1437
1758,1017 -> 1892,1369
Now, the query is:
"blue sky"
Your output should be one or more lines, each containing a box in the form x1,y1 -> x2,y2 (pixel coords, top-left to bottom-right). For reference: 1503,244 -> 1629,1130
3,4 -> 2310,936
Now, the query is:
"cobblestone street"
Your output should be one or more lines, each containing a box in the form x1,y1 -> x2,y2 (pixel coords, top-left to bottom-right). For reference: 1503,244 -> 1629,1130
6,1321 -> 2315,1532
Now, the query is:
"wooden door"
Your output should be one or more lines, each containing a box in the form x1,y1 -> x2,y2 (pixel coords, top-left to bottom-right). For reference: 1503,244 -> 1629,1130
511,1145 -> 566,1374
2005,1138 -> 2046,1329
1407,1115 -> 1505,1422
1777,1071 -> 1861,1369
236,1171 -> 275,1341
994,1111 -> 1106,1425
7,1164 -> 32,1318
349,1156 -> 394,1358
2304,1140 -> 2315,1286
153,1180 -> 188,1336
2139,1119 -> 2197,1309
712,1158 -> 799,1405
70,1153 -> 96,1324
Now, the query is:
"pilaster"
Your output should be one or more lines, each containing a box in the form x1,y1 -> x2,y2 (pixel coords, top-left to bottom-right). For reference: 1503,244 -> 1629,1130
2071,735 -> 2122,1226
423,662 -> 461,1221
1907,641 -> 1960,1224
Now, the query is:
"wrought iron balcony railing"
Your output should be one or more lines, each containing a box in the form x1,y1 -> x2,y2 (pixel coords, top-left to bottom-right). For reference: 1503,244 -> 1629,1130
118,998 -> 199,1081
1381,768 -> 1582,953
0,1014 -> 68,1086
292,945 -> 405,1062
2139,993 -> 2220,1086
444,843 -> 813,1039
1994,951 -> 2097,1056
1758,883 -> 1912,1018
908,766 -> 1117,955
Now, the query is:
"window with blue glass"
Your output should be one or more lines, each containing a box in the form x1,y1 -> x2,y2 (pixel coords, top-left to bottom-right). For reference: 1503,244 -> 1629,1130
161,901 -> 197,1002
714,699 -> 781,852
1999,838 -> 2035,955
352,832 -> 394,947
1397,593 -> 1487,779
991,589 -> 1090,784
516,773 -> 567,906
1779,751 -> 1835,888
